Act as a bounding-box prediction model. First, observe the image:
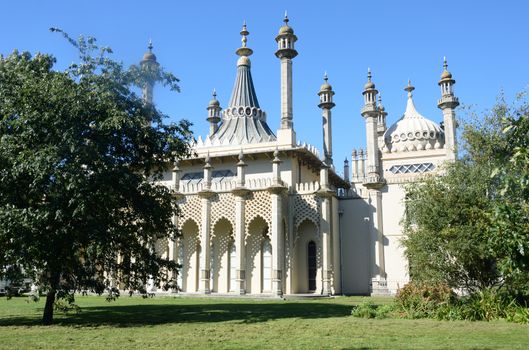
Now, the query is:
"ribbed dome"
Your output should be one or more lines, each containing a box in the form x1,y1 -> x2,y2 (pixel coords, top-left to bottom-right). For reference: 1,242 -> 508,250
440,69 -> 452,80
320,82 -> 332,92
143,51 -> 156,61
383,84 -> 444,153
279,24 -> 294,35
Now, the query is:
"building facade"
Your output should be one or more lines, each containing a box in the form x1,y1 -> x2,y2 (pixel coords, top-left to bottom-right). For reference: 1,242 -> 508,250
145,16 -> 459,296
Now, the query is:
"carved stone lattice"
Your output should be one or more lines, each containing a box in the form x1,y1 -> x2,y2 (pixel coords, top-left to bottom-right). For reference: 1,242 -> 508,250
178,195 -> 202,230
211,193 -> 236,230
245,190 -> 271,233
293,194 -> 320,232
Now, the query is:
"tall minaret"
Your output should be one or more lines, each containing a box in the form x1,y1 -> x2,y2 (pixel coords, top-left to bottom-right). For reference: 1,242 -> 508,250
377,95 -> 387,148
275,12 -> 298,133
318,73 -> 335,166
361,69 -> 383,187
140,39 -> 159,105
206,89 -> 221,136
437,57 -> 459,161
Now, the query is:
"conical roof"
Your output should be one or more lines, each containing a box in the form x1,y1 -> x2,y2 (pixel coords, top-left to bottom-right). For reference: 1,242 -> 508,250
211,23 -> 276,145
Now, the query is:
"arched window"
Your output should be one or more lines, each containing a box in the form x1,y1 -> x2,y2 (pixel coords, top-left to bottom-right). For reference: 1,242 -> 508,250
308,241 -> 317,292
262,239 -> 272,292
229,243 -> 237,292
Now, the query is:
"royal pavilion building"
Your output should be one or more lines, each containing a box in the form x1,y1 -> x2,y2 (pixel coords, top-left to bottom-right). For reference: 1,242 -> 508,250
141,15 -> 459,296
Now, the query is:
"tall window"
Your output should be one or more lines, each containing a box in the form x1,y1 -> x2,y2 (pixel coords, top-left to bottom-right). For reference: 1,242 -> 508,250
229,244 -> 237,292
262,239 -> 272,292
308,241 -> 317,292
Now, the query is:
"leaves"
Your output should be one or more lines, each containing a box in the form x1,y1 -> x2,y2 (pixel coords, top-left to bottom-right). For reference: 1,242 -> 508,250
403,92 -> 529,300
0,32 -> 192,322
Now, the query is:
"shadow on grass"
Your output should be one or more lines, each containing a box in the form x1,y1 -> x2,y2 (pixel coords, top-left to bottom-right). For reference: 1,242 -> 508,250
0,301 -> 353,327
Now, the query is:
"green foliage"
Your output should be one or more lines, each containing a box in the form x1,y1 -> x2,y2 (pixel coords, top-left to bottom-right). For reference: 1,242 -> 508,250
402,92 -> 529,302
394,282 -> 456,319
0,31 -> 192,324
351,300 -> 395,319
393,283 -> 529,323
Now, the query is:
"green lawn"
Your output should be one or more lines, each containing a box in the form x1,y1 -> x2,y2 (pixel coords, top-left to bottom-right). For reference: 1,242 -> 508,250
0,295 -> 527,349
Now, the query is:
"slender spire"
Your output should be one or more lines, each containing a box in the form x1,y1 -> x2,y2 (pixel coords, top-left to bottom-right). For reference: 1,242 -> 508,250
148,39 -> 153,52
209,22 -> 275,145
236,21 -> 253,59
405,79 -> 415,97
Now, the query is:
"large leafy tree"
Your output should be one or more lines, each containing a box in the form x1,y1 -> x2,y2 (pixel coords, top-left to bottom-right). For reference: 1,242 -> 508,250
0,31 -> 192,324
402,93 -> 529,300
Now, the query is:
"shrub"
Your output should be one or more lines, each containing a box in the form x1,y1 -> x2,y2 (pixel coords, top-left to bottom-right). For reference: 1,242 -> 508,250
351,300 -> 395,319
351,301 -> 378,319
394,282 -> 456,319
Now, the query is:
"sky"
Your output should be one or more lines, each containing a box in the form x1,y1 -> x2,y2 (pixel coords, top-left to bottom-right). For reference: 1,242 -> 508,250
1,0 -> 528,173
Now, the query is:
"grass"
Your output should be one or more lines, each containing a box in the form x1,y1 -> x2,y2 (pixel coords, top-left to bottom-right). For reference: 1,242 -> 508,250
0,295 -> 527,349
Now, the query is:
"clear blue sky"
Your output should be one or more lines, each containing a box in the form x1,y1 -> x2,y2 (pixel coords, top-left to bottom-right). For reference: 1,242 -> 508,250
1,0 -> 528,171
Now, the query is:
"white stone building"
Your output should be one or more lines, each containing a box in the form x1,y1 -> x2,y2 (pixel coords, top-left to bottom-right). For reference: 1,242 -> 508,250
143,16 -> 459,296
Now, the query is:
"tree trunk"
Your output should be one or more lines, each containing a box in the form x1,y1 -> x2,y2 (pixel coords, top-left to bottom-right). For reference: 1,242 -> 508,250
42,288 -> 56,325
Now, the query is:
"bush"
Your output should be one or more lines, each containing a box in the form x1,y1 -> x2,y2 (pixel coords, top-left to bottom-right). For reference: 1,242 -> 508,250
351,300 -> 395,319
394,283 -> 529,323
394,282 -> 456,319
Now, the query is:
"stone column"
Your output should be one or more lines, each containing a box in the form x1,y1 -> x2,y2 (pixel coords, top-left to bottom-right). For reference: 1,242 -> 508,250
318,163 -> 333,296
198,192 -> 213,294
331,196 -> 341,294
232,150 -> 249,294
269,188 -> 285,297
268,149 -> 286,297
170,163 -> 182,293
198,154 -> 214,294
370,189 -> 389,295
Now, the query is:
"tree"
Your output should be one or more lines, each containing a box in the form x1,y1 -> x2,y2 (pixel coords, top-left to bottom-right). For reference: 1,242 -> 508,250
402,93 -> 529,300
490,93 -> 529,300
0,31 -> 192,324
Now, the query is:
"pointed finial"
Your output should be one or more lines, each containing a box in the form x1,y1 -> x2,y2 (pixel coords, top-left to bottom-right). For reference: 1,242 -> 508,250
148,39 -> 153,52
284,10 -> 289,24
404,80 -> 415,96
241,21 -> 249,48
323,71 -> 328,82
273,146 -> 280,161
212,88 -> 217,99
344,157 -> 349,164
443,56 -> 448,70
367,67 -> 372,81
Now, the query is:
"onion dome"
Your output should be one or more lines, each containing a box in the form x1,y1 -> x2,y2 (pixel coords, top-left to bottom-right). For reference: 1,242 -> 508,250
439,57 -> 455,84
208,89 -> 220,107
319,72 -> 332,92
364,68 -> 375,90
279,12 -> 294,34
141,39 -> 157,63
383,81 -> 444,153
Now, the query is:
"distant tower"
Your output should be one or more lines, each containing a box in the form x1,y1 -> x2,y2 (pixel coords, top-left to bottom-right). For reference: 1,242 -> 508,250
437,57 -> 459,160
318,72 -> 335,166
206,89 -> 222,136
275,12 -> 298,131
140,39 -> 159,105
377,95 -> 387,138
361,69 -> 384,188
343,158 -> 350,183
